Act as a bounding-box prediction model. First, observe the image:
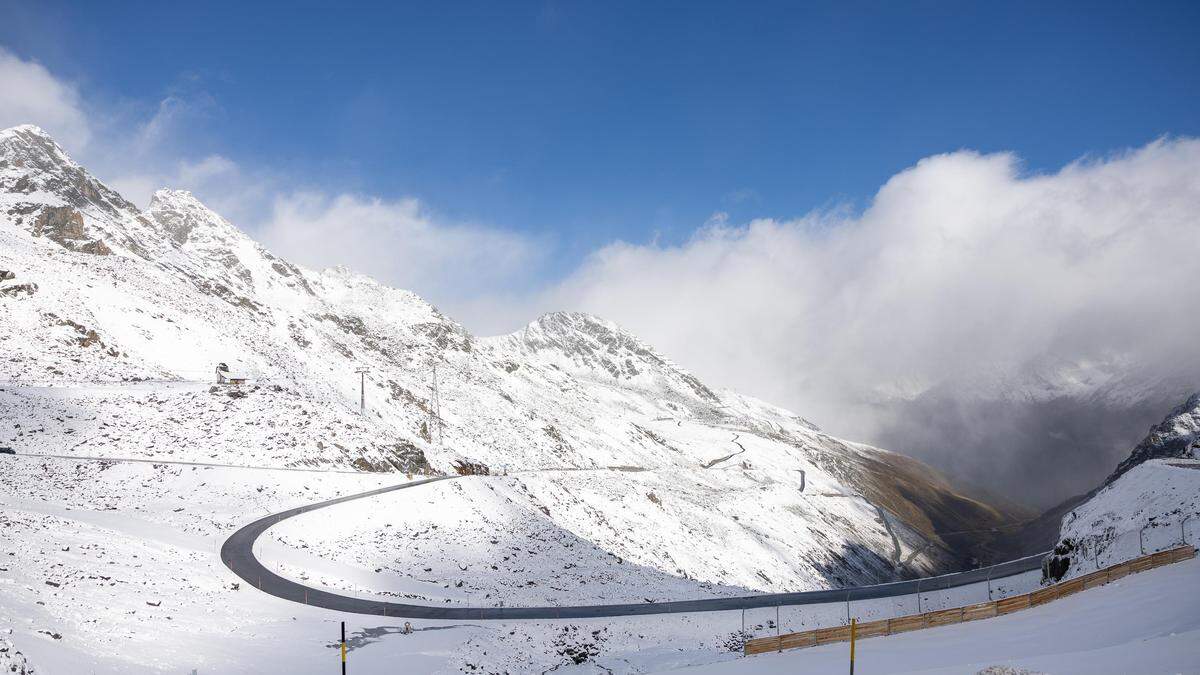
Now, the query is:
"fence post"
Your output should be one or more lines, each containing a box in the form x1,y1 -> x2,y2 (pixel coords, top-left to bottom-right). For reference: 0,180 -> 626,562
1182,515 -> 1194,546
845,589 -> 851,625
1139,524 -> 1147,555
776,604 -> 781,653
986,566 -> 993,601
916,578 -> 922,614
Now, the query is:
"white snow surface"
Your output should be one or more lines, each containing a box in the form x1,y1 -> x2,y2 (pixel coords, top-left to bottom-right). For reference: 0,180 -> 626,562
1056,459 -> 1200,575
679,556 -> 1200,675
4,454 -> 1196,675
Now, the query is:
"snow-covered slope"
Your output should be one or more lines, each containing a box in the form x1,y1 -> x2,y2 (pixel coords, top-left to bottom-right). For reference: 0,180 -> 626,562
0,124 -> 1015,602
1041,393 -> 1200,581
679,555 -> 1200,675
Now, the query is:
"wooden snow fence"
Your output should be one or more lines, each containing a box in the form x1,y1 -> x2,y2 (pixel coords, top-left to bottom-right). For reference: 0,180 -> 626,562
744,544 -> 1196,656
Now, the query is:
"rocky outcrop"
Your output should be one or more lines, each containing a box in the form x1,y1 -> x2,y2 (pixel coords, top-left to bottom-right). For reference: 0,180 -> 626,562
0,268 -> 36,296
452,460 -> 491,476
0,282 -> 37,297
350,442 -> 434,474
0,635 -> 36,675
30,206 -> 111,255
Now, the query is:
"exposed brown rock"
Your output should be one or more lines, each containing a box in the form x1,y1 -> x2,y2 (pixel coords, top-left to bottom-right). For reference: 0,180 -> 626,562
30,206 -> 111,255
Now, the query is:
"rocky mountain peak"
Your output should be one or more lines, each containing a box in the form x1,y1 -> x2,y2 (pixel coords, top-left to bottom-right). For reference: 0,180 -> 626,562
0,124 -> 72,165
510,311 -> 720,401
146,188 -> 244,248
0,124 -> 136,218
520,311 -> 657,361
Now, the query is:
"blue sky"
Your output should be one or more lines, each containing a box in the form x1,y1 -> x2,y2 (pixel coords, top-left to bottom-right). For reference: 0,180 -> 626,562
3,0 -> 1198,269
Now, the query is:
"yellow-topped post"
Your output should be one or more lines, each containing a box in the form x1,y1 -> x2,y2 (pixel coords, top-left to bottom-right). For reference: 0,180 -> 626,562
849,618 -> 856,674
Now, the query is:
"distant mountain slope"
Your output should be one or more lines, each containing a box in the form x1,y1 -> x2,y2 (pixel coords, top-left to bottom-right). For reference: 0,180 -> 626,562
0,124 -> 1018,594
1037,392 -> 1200,579
996,391 -> 1200,559
1106,392 -> 1200,485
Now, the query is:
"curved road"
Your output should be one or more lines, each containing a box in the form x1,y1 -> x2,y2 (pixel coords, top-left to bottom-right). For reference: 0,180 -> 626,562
221,475 -> 1047,620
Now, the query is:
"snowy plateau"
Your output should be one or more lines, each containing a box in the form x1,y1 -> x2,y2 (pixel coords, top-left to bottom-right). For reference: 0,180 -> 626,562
0,123 -> 1198,674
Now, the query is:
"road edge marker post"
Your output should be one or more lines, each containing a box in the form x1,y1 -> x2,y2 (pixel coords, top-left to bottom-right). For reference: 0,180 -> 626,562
849,617 -> 856,675
341,621 -> 347,674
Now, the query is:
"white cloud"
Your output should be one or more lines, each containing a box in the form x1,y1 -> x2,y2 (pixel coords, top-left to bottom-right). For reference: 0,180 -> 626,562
0,47 -> 90,150
550,141 -> 1198,401
258,192 -> 544,304
109,153 -> 262,217
466,139 -> 1200,505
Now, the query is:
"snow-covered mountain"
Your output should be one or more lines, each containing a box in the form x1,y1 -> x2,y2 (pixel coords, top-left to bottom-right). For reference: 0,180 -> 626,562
0,124 -> 1016,601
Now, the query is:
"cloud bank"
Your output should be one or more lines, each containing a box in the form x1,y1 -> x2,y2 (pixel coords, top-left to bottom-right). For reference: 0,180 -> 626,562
508,141 -> 1200,506
258,192 -> 544,303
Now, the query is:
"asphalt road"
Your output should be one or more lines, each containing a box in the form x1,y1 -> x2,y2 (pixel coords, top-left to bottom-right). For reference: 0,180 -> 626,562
220,475 -> 1048,620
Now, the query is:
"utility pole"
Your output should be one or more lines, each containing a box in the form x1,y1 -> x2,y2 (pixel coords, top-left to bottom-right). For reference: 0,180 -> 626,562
355,367 -> 368,416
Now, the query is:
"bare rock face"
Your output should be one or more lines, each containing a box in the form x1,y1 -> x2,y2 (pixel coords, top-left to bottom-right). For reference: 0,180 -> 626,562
0,268 -> 36,295
0,283 -> 38,297
30,206 -> 111,255
32,206 -> 84,239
